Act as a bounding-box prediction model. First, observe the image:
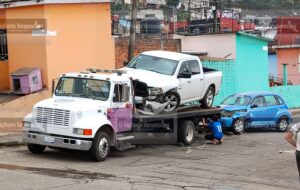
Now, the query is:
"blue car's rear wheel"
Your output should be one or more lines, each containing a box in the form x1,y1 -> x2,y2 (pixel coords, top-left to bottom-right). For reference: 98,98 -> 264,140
277,117 -> 289,132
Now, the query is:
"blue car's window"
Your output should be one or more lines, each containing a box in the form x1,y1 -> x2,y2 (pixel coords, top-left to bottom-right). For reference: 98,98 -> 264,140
276,96 -> 285,105
265,95 -> 279,106
222,95 -> 251,106
252,97 -> 265,107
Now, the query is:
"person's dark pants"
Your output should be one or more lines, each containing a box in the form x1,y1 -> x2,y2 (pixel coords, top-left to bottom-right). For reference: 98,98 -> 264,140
205,133 -> 222,141
296,150 -> 300,182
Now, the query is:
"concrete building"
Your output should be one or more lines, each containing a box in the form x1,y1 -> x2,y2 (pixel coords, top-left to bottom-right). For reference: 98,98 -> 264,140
180,0 -> 210,20
0,0 -> 115,91
274,45 -> 300,85
177,33 -> 236,59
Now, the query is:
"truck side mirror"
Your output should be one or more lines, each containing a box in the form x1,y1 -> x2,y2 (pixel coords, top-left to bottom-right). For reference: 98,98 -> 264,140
178,71 -> 192,79
123,61 -> 129,66
51,78 -> 58,94
251,104 -> 258,109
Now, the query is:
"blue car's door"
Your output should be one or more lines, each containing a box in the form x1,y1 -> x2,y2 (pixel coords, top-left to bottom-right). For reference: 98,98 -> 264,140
263,95 -> 281,127
249,96 -> 268,127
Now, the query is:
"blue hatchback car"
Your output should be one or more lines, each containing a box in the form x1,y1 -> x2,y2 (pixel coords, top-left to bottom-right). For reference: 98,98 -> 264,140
219,92 -> 292,134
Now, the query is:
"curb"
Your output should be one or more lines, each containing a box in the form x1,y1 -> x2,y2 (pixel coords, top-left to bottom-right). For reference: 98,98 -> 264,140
0,140 -> 25,147
290,110 -> 300,115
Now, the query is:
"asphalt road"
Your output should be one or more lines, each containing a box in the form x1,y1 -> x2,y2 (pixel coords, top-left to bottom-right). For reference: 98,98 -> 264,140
0,115 -> 300,190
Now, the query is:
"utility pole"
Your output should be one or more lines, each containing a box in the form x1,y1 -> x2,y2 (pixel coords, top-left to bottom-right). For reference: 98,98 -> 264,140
213,0 -> 218,33
188,0 -> 191,34
173,6 -> 176,34
128,0 -> 137,62
291,0 -> 294,15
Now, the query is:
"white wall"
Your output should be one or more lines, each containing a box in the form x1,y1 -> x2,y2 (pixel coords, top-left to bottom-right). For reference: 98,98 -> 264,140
175,33 -> 236,59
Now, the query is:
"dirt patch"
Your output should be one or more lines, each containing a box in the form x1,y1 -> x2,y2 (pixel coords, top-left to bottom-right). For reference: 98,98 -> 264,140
0,94 -> 20,104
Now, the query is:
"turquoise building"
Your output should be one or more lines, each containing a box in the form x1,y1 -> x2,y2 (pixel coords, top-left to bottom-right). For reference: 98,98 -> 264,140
235,32 -> 271,93
203,32 -> 300,108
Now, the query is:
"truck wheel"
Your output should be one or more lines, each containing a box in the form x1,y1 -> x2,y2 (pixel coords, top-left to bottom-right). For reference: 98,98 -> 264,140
277,117 -> 289,132
27,143 -> 46,154
179,120 -> 195,146
232,119 -> 245,135
201,86 -> 215,109
90,131 -> 110,162
162,92 -> 180,113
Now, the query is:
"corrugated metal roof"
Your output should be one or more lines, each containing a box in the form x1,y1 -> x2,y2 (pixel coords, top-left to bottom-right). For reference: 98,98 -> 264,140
11,67 -> 39,76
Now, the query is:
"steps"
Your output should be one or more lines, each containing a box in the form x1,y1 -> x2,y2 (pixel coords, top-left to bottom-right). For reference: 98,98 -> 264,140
116,135 -> 135,151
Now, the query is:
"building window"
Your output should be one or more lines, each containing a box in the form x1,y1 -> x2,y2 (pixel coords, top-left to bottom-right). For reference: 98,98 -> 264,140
0,29 -> 8,61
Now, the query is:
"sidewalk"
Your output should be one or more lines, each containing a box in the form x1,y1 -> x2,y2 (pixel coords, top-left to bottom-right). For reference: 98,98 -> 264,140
0,133 -> 23,147
289,108 -> 300,115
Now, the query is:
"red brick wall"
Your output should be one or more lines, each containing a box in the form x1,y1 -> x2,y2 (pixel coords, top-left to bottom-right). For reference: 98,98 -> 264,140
115,37 -> 181,69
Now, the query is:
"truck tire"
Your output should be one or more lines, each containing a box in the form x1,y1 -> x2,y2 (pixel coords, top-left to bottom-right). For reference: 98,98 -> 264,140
162,92 -> 180,113
90,131 -> 110,162
27,143 -> 46,154
277,117 -> 289,132
232,118 -> 245,135
201,86 -> 215,109
178,120 -> 195,146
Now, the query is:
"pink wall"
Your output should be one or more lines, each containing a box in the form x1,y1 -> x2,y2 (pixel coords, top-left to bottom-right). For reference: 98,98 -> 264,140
277,47 -> 300,85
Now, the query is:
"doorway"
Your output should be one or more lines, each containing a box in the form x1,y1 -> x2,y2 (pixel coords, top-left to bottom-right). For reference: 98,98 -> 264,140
13,78 -> 21,92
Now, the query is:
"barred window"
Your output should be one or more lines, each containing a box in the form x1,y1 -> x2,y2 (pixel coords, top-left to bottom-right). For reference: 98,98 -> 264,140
0,29 -> 8,61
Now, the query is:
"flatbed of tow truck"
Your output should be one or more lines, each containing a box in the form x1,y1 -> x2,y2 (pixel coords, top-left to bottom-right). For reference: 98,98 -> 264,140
116,105 -> 223,148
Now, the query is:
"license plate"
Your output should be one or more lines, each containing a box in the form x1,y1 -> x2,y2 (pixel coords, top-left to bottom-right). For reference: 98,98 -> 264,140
44,136 -> 54,143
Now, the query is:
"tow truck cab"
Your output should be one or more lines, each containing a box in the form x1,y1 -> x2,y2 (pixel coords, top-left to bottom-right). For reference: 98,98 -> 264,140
23,69 -> 138,161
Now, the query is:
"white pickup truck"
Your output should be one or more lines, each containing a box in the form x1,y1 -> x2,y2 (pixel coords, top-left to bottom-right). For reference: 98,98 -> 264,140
22,69 -> 222,162
122,51 -> 222,112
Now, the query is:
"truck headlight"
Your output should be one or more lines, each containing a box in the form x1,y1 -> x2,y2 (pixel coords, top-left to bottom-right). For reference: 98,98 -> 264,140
23,121 -> 31,128
73,128 -> 92,136
148,87 -> 163,96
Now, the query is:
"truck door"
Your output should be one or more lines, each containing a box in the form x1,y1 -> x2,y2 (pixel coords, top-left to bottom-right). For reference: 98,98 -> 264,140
188,60 -> 205,100
177,61 -> 193,101
108,83 -> 133,132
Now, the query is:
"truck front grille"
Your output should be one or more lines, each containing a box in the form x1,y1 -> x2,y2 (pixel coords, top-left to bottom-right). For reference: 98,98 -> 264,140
35,107 -> 70,127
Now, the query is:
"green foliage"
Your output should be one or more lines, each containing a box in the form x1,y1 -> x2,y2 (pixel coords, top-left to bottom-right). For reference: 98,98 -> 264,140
177,12 -> 189,21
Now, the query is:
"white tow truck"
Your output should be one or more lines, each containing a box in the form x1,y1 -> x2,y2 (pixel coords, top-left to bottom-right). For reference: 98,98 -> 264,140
23,69 -> 222,161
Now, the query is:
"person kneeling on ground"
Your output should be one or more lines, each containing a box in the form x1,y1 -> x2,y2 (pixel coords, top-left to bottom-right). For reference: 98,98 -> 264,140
205,115 -> 224,144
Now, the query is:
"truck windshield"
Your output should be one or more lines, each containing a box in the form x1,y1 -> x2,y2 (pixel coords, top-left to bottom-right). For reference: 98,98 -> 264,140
55,77 -> 110,101
126,54 -> 179,76
222,95 -> 252,106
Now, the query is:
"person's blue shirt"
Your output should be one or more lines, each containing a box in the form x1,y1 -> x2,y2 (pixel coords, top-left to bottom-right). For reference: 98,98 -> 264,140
208,121 -> 223,140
